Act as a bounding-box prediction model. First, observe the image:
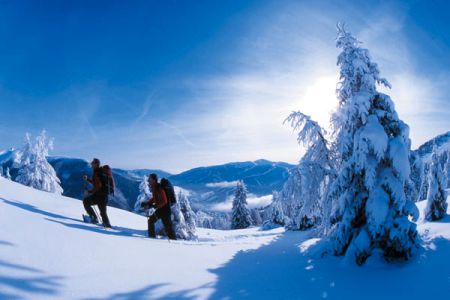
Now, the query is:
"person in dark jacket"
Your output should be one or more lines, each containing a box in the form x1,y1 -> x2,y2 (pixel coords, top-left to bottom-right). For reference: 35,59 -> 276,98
83,158 -> 112,228
142,173 -> 176,240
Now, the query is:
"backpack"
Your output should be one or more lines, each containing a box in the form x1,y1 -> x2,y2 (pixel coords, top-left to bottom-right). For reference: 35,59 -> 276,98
100,165 -> 115,195
160,178 -> 176,205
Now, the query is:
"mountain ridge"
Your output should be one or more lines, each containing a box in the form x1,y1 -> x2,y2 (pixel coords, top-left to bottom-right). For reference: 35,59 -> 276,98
0,148 -> 293,211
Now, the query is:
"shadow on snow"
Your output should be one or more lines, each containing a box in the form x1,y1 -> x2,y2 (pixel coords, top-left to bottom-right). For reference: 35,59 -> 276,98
207,231 -> 450,300
0,259 -> 64,299
86,283 -> 216,300
0,197 -> 148,239
2,196 -> 450,299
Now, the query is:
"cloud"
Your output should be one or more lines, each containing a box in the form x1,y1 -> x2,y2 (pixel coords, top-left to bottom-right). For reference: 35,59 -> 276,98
132,92 -> 155,127
157,120 -> 197,148
211,194 -> 273,212
205,181 -> 239,188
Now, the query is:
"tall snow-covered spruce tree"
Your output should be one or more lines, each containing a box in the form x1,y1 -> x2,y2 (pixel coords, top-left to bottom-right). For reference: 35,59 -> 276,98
327,25 -> 418,264
424,149 -> 448,221
16,131 -> 63,194
231,181 -> 252,229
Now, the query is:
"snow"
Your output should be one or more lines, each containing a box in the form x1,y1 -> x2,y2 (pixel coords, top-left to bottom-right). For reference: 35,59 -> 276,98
1,178 -> 450,299
389,136 -> 411,180
366,187 -> 390,233
358,114 -> 388,160
0,178 -> 279,299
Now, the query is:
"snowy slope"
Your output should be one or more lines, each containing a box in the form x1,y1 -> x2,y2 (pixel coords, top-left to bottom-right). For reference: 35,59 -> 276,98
0,177 -> 281,299
413,131 -> 450,160
1,177 -> 450,299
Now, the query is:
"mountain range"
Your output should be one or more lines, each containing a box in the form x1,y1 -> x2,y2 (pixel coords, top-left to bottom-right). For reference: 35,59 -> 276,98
0,149 -> 293,212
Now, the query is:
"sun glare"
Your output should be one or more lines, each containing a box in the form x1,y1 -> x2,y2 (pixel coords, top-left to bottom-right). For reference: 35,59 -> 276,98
298,75 -> 338,130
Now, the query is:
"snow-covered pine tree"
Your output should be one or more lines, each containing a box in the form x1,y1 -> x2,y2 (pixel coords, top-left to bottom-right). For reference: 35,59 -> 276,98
5,167 -> 11,180
0,165 -> 3,178
16,131 -> 63,194
442,150 -> 450,188
263,191 -> 286,229
418,163 -> 430,200
16,133 -> 33,178
409,152 -> 424,202
250,208 -> 263,226
284,112 -> 334,231
170,201 -> 189,240
196,210 -> 213,228
211,212 -> 232,230
178,191 -> 197,239
134,175 -> 151,213
447,155 -> 450,189
424,149 -> 448,221
327,24 -> 418,264
231,180 -> 252,229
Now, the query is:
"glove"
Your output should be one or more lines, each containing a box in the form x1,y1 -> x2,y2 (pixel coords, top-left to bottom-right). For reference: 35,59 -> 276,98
147,207 -> 156,217
140,201 -> 151,209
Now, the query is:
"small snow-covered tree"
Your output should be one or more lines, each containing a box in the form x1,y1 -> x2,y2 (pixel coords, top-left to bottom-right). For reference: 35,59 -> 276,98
418,163 -> 430,200
16,131 -> 63,194
134,175 -> 151,213
211,212 -> 232,230
263,191 -> 287,229
171,201 -> 189,240
178,191 -> 197,239
5,167 -> 11,180
196,210 -> 213,228
231,181 -> 252,229
442,150 -> 450,188
16,133 -> 33,176
409,152 -> 424,202
0,166 -> 3,178
326,25 -> 418,264
425,150 -> 448,221
250,208 -> 263,226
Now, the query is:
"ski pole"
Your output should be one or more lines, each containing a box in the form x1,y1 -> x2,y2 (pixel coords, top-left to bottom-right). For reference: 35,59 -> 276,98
93,204 -> 109,228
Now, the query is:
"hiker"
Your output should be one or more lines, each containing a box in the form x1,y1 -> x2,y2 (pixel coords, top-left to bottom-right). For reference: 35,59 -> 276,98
82,158 -> 112,228
141,173 -> 176,240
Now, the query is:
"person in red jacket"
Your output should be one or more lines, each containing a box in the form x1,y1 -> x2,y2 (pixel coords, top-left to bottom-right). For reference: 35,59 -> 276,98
142,173 -> 176,240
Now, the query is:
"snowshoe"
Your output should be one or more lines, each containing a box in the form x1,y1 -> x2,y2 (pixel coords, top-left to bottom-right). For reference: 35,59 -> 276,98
82,214 -> 98,224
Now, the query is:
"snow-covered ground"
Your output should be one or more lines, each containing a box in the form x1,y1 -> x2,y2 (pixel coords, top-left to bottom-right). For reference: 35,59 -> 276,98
1,177 -> 449,299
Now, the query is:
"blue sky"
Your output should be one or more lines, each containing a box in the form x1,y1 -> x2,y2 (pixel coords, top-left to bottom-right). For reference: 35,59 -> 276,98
0,0 -> 449,173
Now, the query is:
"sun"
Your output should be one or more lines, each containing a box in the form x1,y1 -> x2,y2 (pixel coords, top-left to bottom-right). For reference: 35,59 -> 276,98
298,75 -> 338,130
